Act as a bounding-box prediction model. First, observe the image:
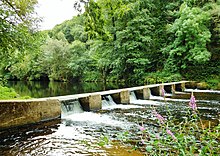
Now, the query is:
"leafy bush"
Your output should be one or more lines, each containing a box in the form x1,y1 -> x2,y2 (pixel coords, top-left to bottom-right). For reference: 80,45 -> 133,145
144,72 -> 182,84
0,85 -> 31,100
206,77 -> 220,90
183,66 -> 220,80
83,71 -> 103,82
0,85 -> 19,99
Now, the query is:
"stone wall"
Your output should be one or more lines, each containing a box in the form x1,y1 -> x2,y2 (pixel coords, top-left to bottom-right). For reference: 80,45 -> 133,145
0,99 -> 61,130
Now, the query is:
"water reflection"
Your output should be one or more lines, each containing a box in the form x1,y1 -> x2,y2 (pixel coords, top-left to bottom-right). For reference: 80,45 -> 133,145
5,81 -> 127,98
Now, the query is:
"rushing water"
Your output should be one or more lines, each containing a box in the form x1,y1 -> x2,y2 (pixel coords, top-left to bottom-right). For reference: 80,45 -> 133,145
0,89 -> 219,155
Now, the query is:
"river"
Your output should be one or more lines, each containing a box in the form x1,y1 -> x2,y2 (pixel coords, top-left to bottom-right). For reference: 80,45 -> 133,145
0,83 -> 219,155
5,81 -> 130,98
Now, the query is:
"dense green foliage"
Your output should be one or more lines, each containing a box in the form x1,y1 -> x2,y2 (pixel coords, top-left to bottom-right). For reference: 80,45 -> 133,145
0,85 -> 18,99
0,0 -> 41,80
0,0 -> 219,86
0,85 -> 30,99
0,0 -> 39,56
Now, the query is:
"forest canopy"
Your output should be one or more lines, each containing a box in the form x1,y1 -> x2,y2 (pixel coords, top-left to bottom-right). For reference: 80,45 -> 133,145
0,0 -> 219,86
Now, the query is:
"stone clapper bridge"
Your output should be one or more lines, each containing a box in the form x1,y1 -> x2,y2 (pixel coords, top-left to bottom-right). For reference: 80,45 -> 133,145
0,81 -> 191,130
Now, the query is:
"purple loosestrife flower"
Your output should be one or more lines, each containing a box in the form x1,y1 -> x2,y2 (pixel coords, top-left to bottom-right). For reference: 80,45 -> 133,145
140,126 -> 145,131
189,92 -> 197,110
153,110 -> 165,124
161,88 -> 165,97
166,129 -> 177,141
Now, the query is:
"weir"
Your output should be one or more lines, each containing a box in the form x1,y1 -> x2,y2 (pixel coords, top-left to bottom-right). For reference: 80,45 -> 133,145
0,81 -> 191,129
61,99 -> 84,117
102,95 -> 117,109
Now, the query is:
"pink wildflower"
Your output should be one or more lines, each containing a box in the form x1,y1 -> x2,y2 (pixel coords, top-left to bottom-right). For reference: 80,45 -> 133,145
140,126 -> 145,131
166,129 -> 177,141
161,88 -> 165,97
153,110 -> 165,124
141,139 -> 145,144
189,92 -> 197,110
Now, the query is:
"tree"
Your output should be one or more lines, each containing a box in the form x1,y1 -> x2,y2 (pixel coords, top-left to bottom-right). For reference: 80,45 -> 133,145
0,0 -> 41,80
68,40 -> 90,80
110,0 -> 156,82
0,0 -> 39,56
40,37 -> 72,81
6,32 -> 46,80
73,0 -> 89,14
163,2 -> 211,72
84,0 -> 108,40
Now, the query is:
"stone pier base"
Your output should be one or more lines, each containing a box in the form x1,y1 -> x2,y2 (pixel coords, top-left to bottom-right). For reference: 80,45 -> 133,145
79,94 -> 102,111
143,87 -> 151,99
111,90 -> 130,104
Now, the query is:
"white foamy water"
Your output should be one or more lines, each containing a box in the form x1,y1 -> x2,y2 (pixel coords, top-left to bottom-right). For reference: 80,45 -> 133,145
185,89 -> 220,94
102,104 -> 144,110
130,99 -> 161,106
62,112 -> 125,127
130,91 -> 138,101
61,100 -> 84,117
130,91 -> 163,106
52,124 -> 94,140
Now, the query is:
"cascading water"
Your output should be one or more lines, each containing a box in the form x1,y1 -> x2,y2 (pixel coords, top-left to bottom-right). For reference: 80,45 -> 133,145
0,88 -> 219,155
105,95 -> 117,105
102,94 -> 143,110
61,99 -> 84,117
130,91 -> 161,106
130,91 -> 137,101
102,95 -> 117,108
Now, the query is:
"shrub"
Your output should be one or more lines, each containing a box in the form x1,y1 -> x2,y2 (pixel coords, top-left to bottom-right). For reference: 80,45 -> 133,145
206,77 -> 220,90
0,85 -> 19,99
144,72 -> 182,84
0,85 -> 31,100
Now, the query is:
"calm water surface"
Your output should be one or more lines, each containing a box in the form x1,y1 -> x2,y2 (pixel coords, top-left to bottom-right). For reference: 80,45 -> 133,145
5,81 -> 130,98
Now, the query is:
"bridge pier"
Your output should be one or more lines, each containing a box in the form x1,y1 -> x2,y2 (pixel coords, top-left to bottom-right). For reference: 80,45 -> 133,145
79,94 -> 102,111
111,90 -> 130,104
172,84 -> 176,94
143,87 -> 151,99
159,85 -> 164,96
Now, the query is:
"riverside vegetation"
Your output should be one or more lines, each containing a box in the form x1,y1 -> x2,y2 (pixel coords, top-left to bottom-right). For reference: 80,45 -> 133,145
0,0 -> 220,99
98,93 -> 220,155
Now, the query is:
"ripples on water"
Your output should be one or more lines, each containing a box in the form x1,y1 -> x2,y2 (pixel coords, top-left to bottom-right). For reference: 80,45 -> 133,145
0,90 -> 219,155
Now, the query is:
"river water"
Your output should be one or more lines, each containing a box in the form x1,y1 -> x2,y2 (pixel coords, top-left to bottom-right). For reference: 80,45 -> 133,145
0,89 -> 219,155
5,81 -> 129,98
